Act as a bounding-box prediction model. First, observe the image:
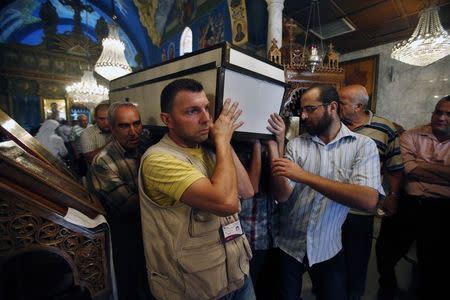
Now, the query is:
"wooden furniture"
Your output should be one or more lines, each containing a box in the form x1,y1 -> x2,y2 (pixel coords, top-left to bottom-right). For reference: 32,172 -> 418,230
0,109 -> 111,299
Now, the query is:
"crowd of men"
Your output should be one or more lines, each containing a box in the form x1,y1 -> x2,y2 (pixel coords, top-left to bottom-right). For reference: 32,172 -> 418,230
35,78 -> 449,300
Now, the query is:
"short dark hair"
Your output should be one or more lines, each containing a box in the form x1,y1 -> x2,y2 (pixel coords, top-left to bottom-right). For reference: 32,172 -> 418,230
94,101 -> 110,117
160,78 -> 204,113
304,84 -> 340,105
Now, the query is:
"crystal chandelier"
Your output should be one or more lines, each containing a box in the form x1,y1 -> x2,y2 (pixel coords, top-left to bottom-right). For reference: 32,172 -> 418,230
302,0 -> 324,73
391,6 -> 450,66
95,23 -> 132,81
66,70 -> 109,107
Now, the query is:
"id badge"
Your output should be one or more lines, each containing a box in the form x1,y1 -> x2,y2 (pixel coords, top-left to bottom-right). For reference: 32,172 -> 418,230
221,220 -> 243,242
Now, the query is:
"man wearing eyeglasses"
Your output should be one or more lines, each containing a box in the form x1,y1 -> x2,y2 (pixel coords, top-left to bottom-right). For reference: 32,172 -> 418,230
338,84 -> 404,300
267,84 -> 383,300
90,102 -> 154,300
397,95 -> 449,299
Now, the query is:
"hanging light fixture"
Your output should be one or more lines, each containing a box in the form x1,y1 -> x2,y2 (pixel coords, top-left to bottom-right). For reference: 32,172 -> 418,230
302,0 -> 324,73
95,1 -> 132,81
391,6 -> 450,66
66,70 -> 109,107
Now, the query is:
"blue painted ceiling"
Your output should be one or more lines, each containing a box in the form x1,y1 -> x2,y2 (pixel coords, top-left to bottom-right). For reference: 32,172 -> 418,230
0,0 -> 167,67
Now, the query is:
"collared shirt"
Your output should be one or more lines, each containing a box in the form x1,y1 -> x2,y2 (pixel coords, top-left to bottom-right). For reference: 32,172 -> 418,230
90,137 -> 149,219
350,111 -> 404,215
400,124 -> 450,198
277,123 -> 382,266
80,124 -> 111,154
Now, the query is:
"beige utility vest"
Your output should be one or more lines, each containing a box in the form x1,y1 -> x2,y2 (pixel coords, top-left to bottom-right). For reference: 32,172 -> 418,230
138,135 -> 252,300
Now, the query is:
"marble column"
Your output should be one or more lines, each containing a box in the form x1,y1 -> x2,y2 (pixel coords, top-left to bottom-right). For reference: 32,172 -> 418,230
266,0 -> 285,51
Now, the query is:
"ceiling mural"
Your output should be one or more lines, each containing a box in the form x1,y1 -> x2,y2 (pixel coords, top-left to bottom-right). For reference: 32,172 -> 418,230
134,0 -> 223,47
0,0 -> 238,67
0,0 -> 146,68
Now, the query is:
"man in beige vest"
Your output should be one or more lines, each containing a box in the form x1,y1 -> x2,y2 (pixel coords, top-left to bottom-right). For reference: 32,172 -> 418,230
138,78 -> 255,300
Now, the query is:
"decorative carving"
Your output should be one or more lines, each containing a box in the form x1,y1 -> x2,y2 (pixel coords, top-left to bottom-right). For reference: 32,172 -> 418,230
0,198 -> 107,296
268,38 -> 282,65
39,81 -> 66,98
279,19 -> 345,133
281,18 -> 344,74
325,43 -> 339,69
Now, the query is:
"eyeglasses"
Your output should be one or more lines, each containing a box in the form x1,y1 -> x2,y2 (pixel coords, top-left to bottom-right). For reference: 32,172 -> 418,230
299,104 -> 327,114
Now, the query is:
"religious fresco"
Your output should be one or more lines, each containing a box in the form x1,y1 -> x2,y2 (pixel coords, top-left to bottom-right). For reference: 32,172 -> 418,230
134,0 -> 223,47
0,0 -> 139,68
198,10 -> 225,50
157,0 -> 230,64
228,0 -> 248,46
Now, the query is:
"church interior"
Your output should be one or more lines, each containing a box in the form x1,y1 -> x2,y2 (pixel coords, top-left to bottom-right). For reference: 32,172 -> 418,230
0,0 -> 449,299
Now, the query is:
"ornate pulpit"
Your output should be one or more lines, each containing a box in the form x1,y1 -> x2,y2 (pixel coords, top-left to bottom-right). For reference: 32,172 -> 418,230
0,109 -> 112,299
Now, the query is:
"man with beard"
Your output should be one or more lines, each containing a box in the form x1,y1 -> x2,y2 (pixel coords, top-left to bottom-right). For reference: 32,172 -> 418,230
397,96 -> 449,299
267,84 -> 382,300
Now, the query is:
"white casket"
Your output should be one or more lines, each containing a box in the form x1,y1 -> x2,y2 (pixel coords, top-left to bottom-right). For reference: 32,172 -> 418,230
109,42 -> 287,139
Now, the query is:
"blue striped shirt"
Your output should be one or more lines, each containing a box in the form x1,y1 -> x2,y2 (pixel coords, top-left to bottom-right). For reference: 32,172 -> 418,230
277,123 -> 382,266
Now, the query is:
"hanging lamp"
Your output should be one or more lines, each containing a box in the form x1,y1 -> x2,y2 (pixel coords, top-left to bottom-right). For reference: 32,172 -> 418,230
94,2 -> 131,81
302,0 -> 324,73
66,70 -> 109,107
391,6 -> 450,66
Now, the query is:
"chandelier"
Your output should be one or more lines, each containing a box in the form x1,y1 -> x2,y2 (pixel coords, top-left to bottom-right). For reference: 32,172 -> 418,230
66,70 -> 109,107
391,6 -> 450,66
95,23 -> 132,81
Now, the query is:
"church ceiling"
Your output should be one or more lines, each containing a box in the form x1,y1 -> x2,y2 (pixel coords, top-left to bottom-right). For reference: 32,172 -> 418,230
0,0 -> 224,68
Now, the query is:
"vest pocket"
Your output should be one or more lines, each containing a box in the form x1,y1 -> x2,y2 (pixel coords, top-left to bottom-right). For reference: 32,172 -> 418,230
178,242 -> 227,299
189,210 -> 220,237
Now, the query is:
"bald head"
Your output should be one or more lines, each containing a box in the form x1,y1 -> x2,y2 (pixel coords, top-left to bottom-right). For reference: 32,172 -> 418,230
339,85 -> 369,108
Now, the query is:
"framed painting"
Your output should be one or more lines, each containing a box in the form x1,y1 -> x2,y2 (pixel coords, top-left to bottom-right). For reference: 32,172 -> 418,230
340,55 -> 379,113
41,98 -> 67,122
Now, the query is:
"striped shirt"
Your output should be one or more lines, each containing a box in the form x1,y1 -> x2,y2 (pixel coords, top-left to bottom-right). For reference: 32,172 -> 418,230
80,124 -> 111,154
350,111 -> 404,215
353,111 -> 404,174
277,123 -> 382,266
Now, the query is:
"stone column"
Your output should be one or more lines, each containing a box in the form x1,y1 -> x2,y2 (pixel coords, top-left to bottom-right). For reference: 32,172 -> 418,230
266,0 -> 285,51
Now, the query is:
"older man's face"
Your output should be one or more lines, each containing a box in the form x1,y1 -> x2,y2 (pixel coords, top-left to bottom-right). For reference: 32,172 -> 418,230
112,107 -> 143,150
